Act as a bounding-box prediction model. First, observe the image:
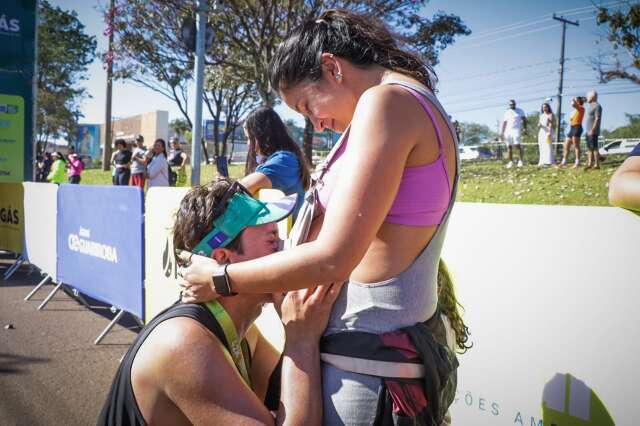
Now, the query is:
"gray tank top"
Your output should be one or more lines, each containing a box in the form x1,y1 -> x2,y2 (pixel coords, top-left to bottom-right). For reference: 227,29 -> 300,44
325,81 -> 459,335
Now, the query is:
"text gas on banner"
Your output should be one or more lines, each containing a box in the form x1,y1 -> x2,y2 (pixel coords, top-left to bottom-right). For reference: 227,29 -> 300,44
0,182 -> 24,253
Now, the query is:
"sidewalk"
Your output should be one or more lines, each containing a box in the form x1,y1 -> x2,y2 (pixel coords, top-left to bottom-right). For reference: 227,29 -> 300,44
0,261 -> 139,426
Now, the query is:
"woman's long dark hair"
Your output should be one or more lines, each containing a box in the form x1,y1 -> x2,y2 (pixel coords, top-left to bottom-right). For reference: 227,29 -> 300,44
243,107 -> 311,190
269,9 -> 436,92
154,138 -> 167,158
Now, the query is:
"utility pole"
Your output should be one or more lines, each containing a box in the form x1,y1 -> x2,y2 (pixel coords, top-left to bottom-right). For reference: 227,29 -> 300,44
101,0 -> 115,172
190,0 -> 207,186
553,14 -> 579,149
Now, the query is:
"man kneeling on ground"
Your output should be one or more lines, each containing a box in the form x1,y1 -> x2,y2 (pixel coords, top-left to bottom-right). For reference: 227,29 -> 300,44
98,179 -> 341,425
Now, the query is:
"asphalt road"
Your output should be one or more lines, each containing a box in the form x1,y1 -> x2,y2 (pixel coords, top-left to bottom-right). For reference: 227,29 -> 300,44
0,258 -> 140,426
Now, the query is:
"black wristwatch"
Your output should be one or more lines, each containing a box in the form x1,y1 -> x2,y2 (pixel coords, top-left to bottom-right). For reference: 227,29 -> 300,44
212,264 -> 236,297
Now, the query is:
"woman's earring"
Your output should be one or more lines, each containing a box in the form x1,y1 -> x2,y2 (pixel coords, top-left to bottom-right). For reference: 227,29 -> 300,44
335,73 -> 343,82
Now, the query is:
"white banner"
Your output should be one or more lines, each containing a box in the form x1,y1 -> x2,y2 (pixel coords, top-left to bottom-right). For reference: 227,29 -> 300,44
144,187 -> 190,322
23,182 -> 58,280
443,203 -> 639,425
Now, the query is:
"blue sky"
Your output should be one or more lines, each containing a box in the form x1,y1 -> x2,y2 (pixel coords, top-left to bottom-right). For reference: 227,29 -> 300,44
52,0 -> 639,132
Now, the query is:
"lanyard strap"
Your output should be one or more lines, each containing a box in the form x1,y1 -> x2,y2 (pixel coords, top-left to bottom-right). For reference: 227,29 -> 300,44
205,301 -> 252,387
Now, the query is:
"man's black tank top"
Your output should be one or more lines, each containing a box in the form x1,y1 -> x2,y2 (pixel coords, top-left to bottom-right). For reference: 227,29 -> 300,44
97,302 -> 268,426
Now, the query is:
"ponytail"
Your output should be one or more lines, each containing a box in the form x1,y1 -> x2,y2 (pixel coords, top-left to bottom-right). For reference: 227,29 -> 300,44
438,259 -> 472,353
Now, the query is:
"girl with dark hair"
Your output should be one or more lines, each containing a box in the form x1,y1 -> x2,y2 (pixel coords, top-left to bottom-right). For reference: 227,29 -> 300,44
112,139 -> 132,186
241,107 -> 310,218
179,9 -> 461,424
146,138 -> 170,187
560,97 -> 585,168
537,103 -> 555,166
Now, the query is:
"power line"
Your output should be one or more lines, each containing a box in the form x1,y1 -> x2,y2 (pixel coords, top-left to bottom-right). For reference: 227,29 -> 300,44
447,88 -> 640,114
457,16 -> 597,51
441,54 -> 614,84
459,1 -> 624,43
442,77 -> 636,106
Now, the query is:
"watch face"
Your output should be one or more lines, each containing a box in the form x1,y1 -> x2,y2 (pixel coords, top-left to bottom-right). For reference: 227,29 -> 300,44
213,265 -> 232,296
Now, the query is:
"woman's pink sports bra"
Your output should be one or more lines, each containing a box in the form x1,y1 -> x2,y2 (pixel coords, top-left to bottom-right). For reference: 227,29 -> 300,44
317,82 -> 455,226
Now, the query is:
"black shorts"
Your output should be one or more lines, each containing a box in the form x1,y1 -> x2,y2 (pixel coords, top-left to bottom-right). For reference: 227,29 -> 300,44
568,125 -> 583,138
586,133 -> 599,150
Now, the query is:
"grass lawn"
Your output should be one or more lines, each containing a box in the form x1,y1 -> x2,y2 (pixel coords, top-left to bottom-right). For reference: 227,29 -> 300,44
82,155 -> 628,207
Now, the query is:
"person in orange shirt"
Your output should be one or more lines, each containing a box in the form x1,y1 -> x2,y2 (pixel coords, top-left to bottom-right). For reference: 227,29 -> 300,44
560,97 -> 585,168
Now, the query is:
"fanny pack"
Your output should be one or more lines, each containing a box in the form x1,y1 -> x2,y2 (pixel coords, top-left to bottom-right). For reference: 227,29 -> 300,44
321,309 -> 458,426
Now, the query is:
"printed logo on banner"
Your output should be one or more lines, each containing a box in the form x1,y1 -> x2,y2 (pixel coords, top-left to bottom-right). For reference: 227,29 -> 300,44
0,15 -> 21,35
0,206 -> 20,224
162,236 -> 178,279
452,373 -> 615,426
67,226 -> 118,263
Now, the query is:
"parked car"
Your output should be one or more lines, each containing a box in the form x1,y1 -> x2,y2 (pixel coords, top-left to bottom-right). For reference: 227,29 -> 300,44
459,145 -> 493,161
599,139 -> 640,157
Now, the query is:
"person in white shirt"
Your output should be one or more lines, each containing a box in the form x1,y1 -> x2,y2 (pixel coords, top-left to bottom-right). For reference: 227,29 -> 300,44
145,138 -> 170,187
500,99 -> 527,168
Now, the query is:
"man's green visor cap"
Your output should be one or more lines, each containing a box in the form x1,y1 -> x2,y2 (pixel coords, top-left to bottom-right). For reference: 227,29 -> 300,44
192,192 -> 297,257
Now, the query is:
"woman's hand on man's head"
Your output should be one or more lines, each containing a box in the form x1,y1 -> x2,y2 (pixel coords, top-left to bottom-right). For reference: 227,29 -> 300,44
177,250 -> 220,303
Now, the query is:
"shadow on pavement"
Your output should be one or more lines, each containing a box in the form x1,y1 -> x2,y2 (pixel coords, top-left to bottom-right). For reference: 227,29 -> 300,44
0,352 -> 50,375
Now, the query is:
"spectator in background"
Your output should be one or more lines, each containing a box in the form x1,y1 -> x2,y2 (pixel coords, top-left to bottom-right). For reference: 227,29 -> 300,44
109,149 -> 118,185
130,134 -> 148,188
585,91 -> 603,170
66,145 -> 84,184
168,137 -> 188,187
500,99 -> 527,168
537,103 -> 555,167
146,138 -> 170,187
47,152 -> 66,184
560,97 -> 585,168
608,143 -> 640,212
241,107 -> 310,218
112,139 -> 132,186
36,152 -> 53,182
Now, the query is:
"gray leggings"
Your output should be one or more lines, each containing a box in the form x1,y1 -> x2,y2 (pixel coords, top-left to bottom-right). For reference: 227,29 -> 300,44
322,363 -> 382,425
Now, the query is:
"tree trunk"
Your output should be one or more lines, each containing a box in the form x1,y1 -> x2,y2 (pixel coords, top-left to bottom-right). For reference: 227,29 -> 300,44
201,138 -> 210,165
303,117 -> 314,166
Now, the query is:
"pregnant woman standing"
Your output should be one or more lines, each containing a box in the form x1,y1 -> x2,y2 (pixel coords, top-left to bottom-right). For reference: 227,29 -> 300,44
179,9 -> 460,425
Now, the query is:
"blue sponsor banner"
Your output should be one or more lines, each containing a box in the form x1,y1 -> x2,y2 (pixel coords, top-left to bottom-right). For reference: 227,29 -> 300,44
57,185 -> 144,319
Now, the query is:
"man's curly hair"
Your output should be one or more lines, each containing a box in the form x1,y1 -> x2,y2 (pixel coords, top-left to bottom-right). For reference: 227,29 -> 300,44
173,178 -> 243,255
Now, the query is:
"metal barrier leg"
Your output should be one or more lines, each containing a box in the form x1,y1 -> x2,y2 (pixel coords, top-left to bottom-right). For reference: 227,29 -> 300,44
3,256 -> 24,280
134,316 -> 145,328
24,274 -> 51,301
94,309 -> 125,345
38,281 -> 63,310
71,288 -> 92,310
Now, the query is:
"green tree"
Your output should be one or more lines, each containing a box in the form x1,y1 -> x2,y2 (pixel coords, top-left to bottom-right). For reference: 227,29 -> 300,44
460,122 -> 496,145
595,3 -> 640,85
169,118 -> 191,138
36,0 -> 97,152
206,1 -> 470,161
111,1 -> 469,165
203,65 -> 261,173
604,114 -> 640,138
